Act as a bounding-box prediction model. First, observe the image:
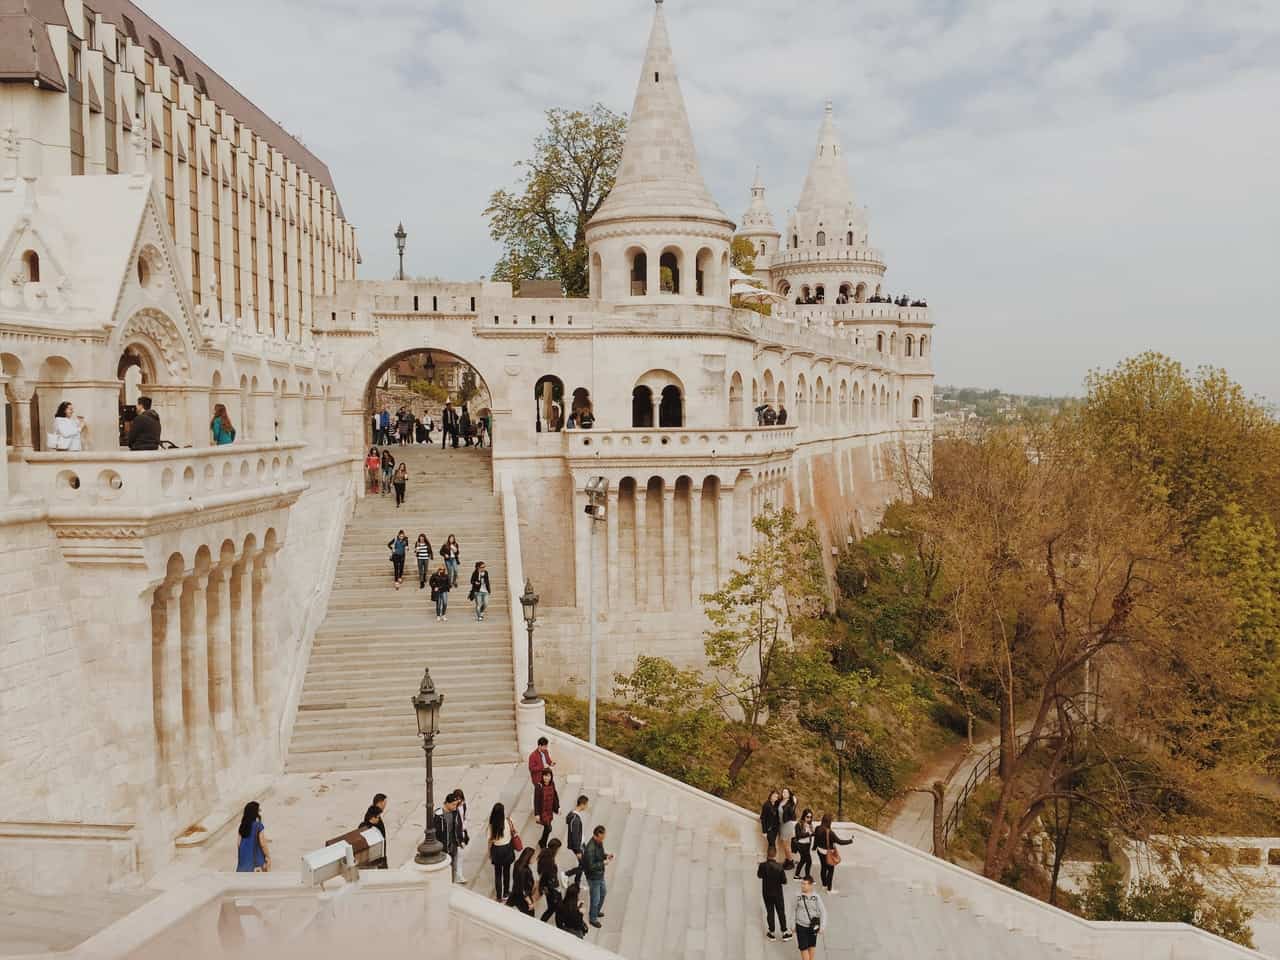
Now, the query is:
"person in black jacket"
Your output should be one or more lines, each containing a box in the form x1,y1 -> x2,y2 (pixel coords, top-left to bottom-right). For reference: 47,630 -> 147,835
556,881 -> 589,938
537,839 -> 563,922
813,813 -> 854,894
469,561 -> 492,622
507,847 -> 536,915
757,850 -> 791,941
565,794 -> 589,881
358,803 -> 389,869
793,808 -> 815,881
127,396 -> 162,450
760,789 -> 782,857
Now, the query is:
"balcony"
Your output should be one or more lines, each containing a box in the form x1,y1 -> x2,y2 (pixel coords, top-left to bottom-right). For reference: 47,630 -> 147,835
563,426 -> 797,464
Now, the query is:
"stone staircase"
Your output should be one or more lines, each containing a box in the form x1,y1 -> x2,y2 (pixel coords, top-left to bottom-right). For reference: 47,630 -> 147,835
287,445 -> 518,771
460,762 -> 1081,960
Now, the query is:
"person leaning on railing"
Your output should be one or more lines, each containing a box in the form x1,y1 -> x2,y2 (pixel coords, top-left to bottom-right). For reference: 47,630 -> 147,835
127,396 -> 162,451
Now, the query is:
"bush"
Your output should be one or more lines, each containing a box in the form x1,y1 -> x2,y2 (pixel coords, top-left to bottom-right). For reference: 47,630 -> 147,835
929,699 -> 971,737
848,738 -> 900,798
1079,863 -> 1254,948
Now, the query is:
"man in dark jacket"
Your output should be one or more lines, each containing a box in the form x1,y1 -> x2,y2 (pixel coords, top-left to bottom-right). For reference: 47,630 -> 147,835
582,825 -> 612,928
565,794 -> 589,880
432,791 -> 465,883
776,403 -> 788,425
757,850 -> 791,940
128,396 -> 162,450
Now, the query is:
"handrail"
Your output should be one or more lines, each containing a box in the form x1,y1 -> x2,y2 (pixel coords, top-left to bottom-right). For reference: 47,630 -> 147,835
941,731 -> 1030,849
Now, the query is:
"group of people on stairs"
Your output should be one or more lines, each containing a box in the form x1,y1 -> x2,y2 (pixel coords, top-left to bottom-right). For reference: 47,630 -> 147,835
383,530 -> 488,620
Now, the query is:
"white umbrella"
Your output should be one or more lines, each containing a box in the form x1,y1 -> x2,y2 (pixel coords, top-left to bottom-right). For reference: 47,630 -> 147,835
729,267 -> 761,285
731,282 -> 786,303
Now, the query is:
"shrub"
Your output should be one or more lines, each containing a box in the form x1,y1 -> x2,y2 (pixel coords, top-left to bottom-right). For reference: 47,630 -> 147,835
1079,863 -> 1254,948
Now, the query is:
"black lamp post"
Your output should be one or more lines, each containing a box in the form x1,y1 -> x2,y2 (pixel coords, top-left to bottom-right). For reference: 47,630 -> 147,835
394,222 -> 407,281
411,668 -> 446,865
424,351 -> 436,384
520,579 -> 540,703
833,732 -> 847,821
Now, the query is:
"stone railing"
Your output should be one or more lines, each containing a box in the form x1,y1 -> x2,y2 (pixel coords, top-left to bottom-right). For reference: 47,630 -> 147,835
767,245 -> 886,268
450,886 -> 625,959
773,302 -> 930,326
563,425 -> 797,463
23,442 -> 308,512
541,723 -> 1262,959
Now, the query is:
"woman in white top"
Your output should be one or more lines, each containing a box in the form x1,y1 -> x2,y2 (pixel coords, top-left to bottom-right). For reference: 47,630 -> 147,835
51,401 -> 86,451
487,801 -> 517,903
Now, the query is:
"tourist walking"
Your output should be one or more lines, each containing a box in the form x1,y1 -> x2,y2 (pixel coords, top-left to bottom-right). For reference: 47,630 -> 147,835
469,561 -> 491,621
793,808 -> 815,880
556,881 -> 589,938
582,825 -> 612,928
460,404 -> 473,447
392,461 -> 408,508
429,564 -> 451,621
537,839 -> 563,922
534,768 -> 560,850
210,403 -> 236,445
442,402 -> 458,449
528,735 -> 556,789
387,530 -> 409,590
50,401 -> 86,451
379,408 -> 391,446
794,876 -> 826,959
487,802 -> 518,903
423,414 -> 435,446
434,792 -> 464,882
760,789 -> 782,857
414,534 -> 434,589
358,803 -> 389,868
507,847 -> 537,915
442,535 -> 460,587
757,849 -> 792,941
779,787 -> 798,871
380,449 -> 396,496
128,396 -> 161,450
235,801 -> 270,873
565,794 -> 589,881
366,447 -> 381,494
371,411 -> 380,446
813,813 -> 853,894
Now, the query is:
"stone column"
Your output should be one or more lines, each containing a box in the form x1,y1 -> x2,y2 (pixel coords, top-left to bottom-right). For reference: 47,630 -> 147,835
181,573 -> 213,784
207,562 -> 234,763
605,488 -> 620,612
651,396 -> 660,427
252,390 -> 275,443
0,374 -> 9,502
232,551 -> 255,738
634,484 -> 648,609
662,484 -> 675,611
717,485 -> 734,587
7,378 -> 34,453
157,581 -> 185,776
689,484 -> 703,606
252,554 -> 274,731
646,251 -> 659,298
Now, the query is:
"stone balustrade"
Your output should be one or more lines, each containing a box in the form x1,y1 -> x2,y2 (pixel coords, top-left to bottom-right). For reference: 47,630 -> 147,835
767,245 -> 886,268
773,301 -> 930,326
24,442 -> 307,514
564,425 -> 796,463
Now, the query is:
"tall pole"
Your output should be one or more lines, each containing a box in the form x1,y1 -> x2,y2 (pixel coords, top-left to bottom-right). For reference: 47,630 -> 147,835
837,756 -> 844,822
522,617 -> 537,702
588,511 -> 599,745
416,734 -> 444,863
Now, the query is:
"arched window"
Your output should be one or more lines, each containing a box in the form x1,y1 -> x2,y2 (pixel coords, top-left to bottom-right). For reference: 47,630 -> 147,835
729,372 -> 744,427
815,284 -> 825,303
632,385 -> 654,427
905,335 -> 914,357
889,332 -> 897,355
695,247 -> 714,297
876,333 -> 884,352
791,234 -> 798,249
21,250 -> 39,283
570,387 -> 592,428
838,283 -> 852,303
759,241 -> 766,255
534,375 -> 565,432
920,335 -> 928,357
659,249 -> 681,294
846,231 -> 854,245
630,250 -> 647,296
659,385 -> 683,427
855,282 -> 867,303
912,396 -> 924,419
816,231 -> 826,247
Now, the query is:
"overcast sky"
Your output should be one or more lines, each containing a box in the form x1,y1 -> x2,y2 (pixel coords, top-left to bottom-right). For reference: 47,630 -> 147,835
146,0 -> 1279,401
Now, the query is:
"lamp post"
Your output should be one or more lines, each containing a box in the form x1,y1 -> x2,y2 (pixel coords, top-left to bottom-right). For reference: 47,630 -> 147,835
411,668 -> 446,865
394,222 -> 407,281
520,579 -> 540,703
423,351 -> 436,384
584,476 -> 609,745
833,733 -> 847,822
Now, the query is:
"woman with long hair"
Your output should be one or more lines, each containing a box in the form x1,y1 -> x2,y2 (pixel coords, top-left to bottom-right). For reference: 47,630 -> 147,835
778,787 -> 798,871
441,535 -> 461,587
537,839 -> 563,922
760,789 -> 781,857
387,529 -> 409,590
534,767 -> 559,850
365,447 -> 381,494
380,449 -> 396,497
235,801 -> 270,872
487,802 -> 516,902
392,460 -> 408,508
414,534 -> 434,590
812,812 -> 853,894
210,403 -> 236,445
793,808 -> 815,881
51,401 -> 86,451
470,560 -> 491,622
429,564 -> 451,621
507,846 -> 536,915
556,880 -> 589,938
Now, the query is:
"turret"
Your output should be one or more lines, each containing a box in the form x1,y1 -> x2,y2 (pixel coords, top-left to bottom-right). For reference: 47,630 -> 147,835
585,0 -> 735,306
737,168 -> 781,261
785,101 -> 870,254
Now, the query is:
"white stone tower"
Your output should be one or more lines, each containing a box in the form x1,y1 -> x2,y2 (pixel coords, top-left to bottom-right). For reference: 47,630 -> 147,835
738,167 -> 782,261
586,0 -> 736,306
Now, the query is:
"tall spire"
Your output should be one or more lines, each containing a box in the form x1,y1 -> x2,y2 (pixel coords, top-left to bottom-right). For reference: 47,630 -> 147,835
795,100 -> 856,218
740,166 -> 777,233
589,0 -> 732,229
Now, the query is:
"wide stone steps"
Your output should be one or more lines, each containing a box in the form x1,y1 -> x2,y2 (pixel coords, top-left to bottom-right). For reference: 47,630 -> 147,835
286,447 -> 518,773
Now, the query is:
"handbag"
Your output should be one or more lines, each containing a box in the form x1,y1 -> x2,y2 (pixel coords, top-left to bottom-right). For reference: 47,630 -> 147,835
510,818 -> 524,852
825,846 -> 842,867
48,431 -> 71,451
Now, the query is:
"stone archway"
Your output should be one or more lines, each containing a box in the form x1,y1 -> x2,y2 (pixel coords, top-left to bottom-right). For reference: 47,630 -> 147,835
361,347 -> 495,450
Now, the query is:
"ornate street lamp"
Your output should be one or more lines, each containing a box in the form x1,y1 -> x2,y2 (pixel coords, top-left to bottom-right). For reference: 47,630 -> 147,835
833,732 -> 848,821
411,668 -> 446,865
394,222 -> 407,281
424,351 -> 436,384
520,579 -> 540,703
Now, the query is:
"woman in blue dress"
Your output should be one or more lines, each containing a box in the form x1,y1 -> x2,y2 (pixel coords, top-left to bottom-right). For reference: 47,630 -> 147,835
236,801 -> 271,872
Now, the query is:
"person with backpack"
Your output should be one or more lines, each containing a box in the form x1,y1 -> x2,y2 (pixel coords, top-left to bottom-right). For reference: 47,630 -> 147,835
813,813 -> 853,894
565,794 -> 589,881
793,876 -> 826,959
757,849 -> 791,941
387,530 -> 409,590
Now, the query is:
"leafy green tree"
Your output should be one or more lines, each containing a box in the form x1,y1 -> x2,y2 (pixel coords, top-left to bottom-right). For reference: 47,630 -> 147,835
1080,863 -> 1254,947
484,104 -> 627,296
730,236 -> 757,275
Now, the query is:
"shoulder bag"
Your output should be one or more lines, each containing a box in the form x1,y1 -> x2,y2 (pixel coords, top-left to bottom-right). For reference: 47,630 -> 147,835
509,817 -> 524,852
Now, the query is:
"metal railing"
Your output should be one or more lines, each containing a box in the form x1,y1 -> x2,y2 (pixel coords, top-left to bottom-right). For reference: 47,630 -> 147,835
941,731 -> 1030,849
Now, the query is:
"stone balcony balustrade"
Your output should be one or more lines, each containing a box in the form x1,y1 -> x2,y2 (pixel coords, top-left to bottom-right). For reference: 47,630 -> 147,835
773,301 -> 930,326
21,441 -> 308,568
767,245 -> 886,268
563,424 -> 797,466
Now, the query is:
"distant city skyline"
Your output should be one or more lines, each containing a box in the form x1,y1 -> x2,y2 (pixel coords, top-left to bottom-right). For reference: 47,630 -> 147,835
143,0 -> 1280,401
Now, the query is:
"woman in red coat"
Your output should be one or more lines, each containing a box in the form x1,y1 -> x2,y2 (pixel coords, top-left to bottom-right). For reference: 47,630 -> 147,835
534,768 -> 560,850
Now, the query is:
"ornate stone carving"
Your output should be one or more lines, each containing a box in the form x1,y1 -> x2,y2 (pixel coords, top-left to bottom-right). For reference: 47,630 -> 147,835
119,308 -> 191,379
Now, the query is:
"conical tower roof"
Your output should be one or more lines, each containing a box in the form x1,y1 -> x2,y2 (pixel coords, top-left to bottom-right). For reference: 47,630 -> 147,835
740,166 -> 778,234
589,1 -> 733,230
795,101 -> 856,217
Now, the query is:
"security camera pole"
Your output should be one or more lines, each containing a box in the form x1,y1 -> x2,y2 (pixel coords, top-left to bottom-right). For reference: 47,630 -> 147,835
584,476 -> 609,744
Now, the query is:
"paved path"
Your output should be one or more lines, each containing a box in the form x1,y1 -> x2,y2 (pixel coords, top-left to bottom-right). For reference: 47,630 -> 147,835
885,729 -> 999,852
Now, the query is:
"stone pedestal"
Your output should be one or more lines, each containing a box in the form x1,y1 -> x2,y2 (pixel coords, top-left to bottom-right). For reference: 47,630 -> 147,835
516,698 -> 546,758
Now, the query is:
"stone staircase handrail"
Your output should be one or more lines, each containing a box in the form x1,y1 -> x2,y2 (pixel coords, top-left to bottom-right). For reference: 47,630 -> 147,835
450,885 -> 627,960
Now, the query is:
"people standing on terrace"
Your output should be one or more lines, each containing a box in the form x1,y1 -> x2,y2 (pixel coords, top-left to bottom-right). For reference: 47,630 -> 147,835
777,403 -> 788,425
761,789 -> 782,857
127,396 -> 161,451
813,813 -> 852,894
487,802 -> 516,903
793,808 -> 815,880
210,403 -> 236,445
779,788 -> 798,871
50,401 -> 86,451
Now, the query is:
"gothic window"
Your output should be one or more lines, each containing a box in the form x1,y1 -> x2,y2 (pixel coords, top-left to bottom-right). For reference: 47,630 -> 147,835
632,385 -> 654,427
905,336 -> 914,357
876,333 -> 884,352
847,231 -> 854,245
659,385 -> 683,427
912,396 -> 924,419
816,231 -> 826,247
21,250 -> 39,283
791,234 -> 798,248
659,250 -> 681,294
759,242 -> 766,255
